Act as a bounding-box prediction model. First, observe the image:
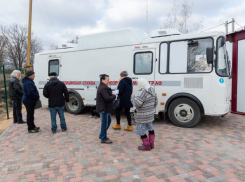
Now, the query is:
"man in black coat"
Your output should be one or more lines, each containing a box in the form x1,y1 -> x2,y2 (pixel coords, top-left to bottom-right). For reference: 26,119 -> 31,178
22,70 -> 40,133
43,72 -> 69,134
9,70 -> 26,124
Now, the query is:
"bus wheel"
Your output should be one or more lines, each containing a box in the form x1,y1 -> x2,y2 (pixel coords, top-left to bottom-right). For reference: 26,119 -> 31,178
65,93 -> 84,114
168,98 -> 201,127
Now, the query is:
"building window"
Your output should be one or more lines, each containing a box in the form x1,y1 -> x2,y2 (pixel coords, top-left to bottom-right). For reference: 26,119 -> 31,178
169,38 -> 213,73
134,52 -> 153,75
49,59 -> 59,76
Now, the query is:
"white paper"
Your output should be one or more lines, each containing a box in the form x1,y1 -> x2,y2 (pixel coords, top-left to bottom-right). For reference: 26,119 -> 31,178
112,89 -> 119,95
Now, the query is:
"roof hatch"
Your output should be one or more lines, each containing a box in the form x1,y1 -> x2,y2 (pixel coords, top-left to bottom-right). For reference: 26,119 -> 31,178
150,29 -> 181,38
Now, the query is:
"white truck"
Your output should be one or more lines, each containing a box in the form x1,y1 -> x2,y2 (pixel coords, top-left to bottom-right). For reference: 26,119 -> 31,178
34,28 -> 231,127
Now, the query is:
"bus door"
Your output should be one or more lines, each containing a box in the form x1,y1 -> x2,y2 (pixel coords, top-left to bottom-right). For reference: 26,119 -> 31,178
131,48 -> 156,96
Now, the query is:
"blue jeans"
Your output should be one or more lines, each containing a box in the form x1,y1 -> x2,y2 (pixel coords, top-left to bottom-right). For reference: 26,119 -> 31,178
49,106 -> 67,132
99,113 -> 111,142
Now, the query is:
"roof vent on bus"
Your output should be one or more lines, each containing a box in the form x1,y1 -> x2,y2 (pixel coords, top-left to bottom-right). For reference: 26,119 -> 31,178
57,43 -> 77,49
150,29 -> 181,38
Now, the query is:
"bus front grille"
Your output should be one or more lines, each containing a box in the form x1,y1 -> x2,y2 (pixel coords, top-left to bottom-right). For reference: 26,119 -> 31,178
184,77 -> 203,89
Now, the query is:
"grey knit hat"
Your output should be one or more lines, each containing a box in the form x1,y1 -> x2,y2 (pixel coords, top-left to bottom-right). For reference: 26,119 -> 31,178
120,71 -> 128,77
26,70 -> 35,77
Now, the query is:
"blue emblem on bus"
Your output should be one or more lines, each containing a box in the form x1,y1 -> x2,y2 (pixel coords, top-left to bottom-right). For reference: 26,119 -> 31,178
219,78 -> 224,83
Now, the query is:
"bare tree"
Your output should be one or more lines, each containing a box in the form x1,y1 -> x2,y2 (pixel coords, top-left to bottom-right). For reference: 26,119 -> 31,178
49,43 -> 58,50
0,35 -> 6,64
67,36 -> 79,44
161,0 -> 202,33
30,37 -> 43,65
0,24 -> 43,68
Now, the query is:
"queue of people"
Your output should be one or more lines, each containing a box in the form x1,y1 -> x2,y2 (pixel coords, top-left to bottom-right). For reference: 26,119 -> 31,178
9,70 -> 69,134
9,69 -> 158,151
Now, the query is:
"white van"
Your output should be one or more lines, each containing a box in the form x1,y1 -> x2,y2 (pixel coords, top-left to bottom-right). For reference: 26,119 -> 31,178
34,28 -> 231,127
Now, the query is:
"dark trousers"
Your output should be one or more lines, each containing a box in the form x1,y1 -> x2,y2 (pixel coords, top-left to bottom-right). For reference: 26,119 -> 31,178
99,113 -> 111,142
116,108 -> 132,126
24,103 -> 36,130
13,100 -> 23,123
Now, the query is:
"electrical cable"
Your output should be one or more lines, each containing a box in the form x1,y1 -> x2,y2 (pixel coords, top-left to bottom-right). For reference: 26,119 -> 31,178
44,0 -> 55,28
34,0 -> 56,44
235,22 -> 244,28
200,23 -> 225,32
41,0 -> 55,33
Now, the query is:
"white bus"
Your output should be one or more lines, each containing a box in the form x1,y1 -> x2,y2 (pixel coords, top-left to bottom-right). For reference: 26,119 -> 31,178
34,28 -> 231,127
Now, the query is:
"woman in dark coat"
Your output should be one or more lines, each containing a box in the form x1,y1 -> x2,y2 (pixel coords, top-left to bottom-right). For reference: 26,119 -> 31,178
112,71 -> 133,131
96,74 -> 116,144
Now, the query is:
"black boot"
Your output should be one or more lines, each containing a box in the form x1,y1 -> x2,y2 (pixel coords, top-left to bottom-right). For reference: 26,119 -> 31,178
28,129 -> 39,133
17,121 -> 27,124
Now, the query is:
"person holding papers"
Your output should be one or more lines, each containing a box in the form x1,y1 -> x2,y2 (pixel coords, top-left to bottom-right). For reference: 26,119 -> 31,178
96,74 -> 116,144
112,71 -> 133,131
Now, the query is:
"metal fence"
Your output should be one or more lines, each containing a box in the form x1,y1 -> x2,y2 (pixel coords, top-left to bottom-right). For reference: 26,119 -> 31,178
0,63 -> 25,120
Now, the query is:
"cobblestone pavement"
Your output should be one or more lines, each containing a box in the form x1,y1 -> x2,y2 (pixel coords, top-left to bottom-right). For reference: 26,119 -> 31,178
0,107 -> 245,182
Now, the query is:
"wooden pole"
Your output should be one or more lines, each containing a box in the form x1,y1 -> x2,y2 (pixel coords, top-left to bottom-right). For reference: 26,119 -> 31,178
26,0 -> 33,70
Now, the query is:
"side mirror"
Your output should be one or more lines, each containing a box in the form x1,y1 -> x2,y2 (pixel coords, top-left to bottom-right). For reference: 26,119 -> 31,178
206,47 -> 214,64
221,37 -> 226,47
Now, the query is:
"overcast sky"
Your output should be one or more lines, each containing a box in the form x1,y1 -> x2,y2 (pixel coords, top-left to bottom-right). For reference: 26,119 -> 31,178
0,0 -> 244,50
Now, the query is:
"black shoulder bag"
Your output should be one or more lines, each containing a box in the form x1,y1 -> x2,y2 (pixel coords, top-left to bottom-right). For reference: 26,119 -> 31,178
113,96 -> 121,108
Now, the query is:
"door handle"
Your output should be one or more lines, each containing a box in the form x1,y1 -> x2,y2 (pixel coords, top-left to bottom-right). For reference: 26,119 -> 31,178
132,77 -> 138,79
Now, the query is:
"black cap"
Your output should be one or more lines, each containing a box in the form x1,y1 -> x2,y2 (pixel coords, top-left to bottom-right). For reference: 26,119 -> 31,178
26,70 -> 35,77
49,72 -> 57,76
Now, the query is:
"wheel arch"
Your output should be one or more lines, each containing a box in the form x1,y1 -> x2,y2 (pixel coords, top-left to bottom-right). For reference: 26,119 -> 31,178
67,89 -> 84,107
165,93 -> 205,115
68,89 -> 82,98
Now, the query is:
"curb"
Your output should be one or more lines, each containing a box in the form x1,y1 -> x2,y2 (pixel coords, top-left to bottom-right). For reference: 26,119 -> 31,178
0,123 -> 14,139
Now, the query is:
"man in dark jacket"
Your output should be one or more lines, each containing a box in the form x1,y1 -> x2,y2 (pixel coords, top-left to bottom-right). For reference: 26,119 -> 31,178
22,70 -> 40,133
96,74 -> 116,144
43,72 -> 69,134
9,70 -> 26,124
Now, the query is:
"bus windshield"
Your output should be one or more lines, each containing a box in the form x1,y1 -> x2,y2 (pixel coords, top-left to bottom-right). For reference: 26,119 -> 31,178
216,37 -> 229,77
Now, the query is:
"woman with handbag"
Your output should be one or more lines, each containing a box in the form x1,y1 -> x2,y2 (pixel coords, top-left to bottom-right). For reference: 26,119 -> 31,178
22,70 -> 40,133
112,71 -> 133,131
131,78 -> 158,151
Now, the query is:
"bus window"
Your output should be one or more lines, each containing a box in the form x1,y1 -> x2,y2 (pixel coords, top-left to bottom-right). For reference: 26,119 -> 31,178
169,41 -> 188,73
49,59 -> 59,76
187,38 -> 213,73
169,38 -> 213,73
134,52 -> 153,74
159,43 -> 168,74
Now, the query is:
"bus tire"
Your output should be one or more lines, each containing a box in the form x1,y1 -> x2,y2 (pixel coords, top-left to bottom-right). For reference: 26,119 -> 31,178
168,98 -> 201,128
65,93 -> 84,114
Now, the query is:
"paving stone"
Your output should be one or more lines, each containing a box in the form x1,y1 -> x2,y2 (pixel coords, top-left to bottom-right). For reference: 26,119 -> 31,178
0,110 -> 245,181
